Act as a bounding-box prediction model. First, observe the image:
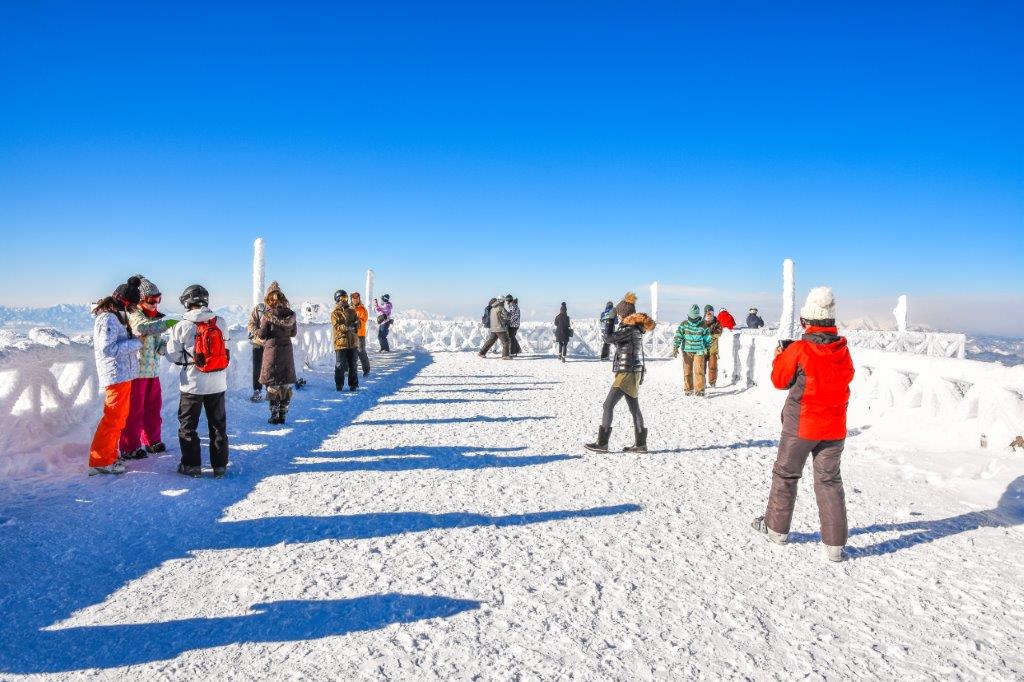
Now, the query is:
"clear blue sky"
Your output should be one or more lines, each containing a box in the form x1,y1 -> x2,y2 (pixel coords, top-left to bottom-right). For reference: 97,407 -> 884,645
1,2 -> 1021,333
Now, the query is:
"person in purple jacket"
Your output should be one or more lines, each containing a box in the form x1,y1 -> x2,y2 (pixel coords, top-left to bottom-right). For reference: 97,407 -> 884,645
374,294 -> 393,353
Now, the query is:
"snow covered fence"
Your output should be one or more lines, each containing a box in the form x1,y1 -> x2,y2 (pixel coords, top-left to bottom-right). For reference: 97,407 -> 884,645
842,330 -> 966,359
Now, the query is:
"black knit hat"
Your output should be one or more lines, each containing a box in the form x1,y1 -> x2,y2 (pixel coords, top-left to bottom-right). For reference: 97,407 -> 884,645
112,276 -> 142,307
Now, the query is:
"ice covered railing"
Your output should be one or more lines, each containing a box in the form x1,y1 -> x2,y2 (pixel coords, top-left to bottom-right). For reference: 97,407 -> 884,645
841,330 -> 966,359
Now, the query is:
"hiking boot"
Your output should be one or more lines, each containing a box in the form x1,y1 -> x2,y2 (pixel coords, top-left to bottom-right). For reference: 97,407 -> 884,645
824,545 -> 847,562
623,428 -> 648,453
268,401 -> 279,425
584,426 -> 612,453
250,389 -> 263,403
751,516 -> 788,545
295,378 -> 307,390
145,441 -> 167,454
177,463 -> 202,478
88,461 -> 126,476
213,467 -> 227,479
123,447 -> 148,460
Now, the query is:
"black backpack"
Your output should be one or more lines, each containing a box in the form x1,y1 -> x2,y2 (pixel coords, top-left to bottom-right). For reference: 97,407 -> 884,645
482,303 -> 492,328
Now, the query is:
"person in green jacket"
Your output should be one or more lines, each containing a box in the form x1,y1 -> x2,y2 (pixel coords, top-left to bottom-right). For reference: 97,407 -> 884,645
672,304 -> 712,396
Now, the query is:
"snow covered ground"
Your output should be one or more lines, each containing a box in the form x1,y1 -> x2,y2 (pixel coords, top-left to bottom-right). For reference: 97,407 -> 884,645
1,351 -> 1022,679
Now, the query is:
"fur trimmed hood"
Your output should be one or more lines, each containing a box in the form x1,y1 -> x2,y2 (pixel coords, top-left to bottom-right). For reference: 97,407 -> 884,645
621,312 -> 656,332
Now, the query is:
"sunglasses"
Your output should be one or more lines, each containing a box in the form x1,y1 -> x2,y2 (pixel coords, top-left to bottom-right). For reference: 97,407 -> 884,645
143,295 -> 162,304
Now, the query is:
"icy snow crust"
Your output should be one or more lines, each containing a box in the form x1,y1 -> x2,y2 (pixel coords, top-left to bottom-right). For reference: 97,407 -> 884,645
0,351 -> 1022,679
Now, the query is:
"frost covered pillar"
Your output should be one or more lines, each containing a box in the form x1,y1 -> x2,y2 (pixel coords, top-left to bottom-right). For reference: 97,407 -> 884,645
649,281 -> 659,321
252,238 -> 265,309
893,294 -> 908,333
365,269 -> 375,314
778,258 -> 797,339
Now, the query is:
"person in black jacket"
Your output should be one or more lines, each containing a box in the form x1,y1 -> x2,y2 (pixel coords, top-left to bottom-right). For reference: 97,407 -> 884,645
746,307 -> 765,329
554,303 -> 572,362
585,312 -> 656,453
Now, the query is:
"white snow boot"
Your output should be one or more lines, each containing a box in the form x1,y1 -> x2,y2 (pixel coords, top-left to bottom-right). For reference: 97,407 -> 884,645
824,545 -> 847,562
751,516 -> 788,545
89,461 -> 126,476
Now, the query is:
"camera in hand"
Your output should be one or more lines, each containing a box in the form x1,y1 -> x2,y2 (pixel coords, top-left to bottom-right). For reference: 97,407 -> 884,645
778,339 -> 796,352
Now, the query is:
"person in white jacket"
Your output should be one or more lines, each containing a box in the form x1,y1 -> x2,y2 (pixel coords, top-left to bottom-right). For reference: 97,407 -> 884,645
164,284 -> 231,478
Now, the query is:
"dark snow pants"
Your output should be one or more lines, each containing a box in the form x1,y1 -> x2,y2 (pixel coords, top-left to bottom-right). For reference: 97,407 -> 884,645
508,327 -> 521,356
178,391 -> 228,469
764,435 -> 848,546
377,320 -> 392,352
335,349 -> 359,389
356,336 -> 371,374
251,345 -> 264,391
601,388 -> 644,432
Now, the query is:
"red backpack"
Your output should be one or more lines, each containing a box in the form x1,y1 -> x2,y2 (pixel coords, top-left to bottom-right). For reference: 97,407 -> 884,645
193,318 -> 229,372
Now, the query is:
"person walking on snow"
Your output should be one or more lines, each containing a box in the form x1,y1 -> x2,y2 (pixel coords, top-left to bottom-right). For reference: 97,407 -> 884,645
506,295 -> 522,357
717,307 -> 736,330
746,308 -> 765,329
258,285 -> 298,424
246,281 -> 280,402
554,303 -> 572,362
332,290 -> 360,390
599,301 -> 616,361
120,276 -> 176,460
585,312 -> 656,453
164,284 -> 231,478
351,292 -> 371,375
672,305 -> 712,396
374,294 -> 393,353
702,305 -> 724,389
478,296 -> 511,359
87,277 -> 144,475
752,286 -> 855,562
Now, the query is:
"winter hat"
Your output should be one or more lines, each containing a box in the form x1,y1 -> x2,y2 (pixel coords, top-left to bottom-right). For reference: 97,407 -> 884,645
505,294 -> 514,302
606,301 -> 613,307
266,281 -> 281,296
800,286 -> 837,323
133,275 -> 160,298
113,276 -> 143,307
688,304 -> 701,320
749,307 -> 758,313
704,304 -> 714,314
382,294 -> 390,302
623,292 -> 637,304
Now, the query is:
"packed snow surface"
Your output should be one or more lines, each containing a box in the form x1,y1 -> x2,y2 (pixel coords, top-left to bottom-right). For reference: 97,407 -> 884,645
1,351 -> 1022,679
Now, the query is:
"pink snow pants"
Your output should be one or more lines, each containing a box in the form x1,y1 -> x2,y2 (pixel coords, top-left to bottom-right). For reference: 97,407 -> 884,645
119,377 -> 163,453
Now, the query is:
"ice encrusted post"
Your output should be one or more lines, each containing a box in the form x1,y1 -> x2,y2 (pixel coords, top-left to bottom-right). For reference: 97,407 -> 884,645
252,238 -> 265,309
365,269 -> 375,315
650,281 -> 659,322
778,258 -> 798,339
893,294 -> 908,333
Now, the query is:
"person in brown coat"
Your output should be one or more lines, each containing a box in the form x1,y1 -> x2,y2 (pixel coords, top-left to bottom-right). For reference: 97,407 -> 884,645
614,292 -> 637,320
331,289 -> 360,391
258,286 -> 297,424
702,305 -> 723,388
246,280 -> 281,403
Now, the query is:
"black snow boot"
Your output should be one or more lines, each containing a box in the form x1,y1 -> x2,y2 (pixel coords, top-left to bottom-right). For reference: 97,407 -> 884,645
267,401 -> 279,425
177,463 -> 202,478
584,426 -> 611,453
623,428 -> 648,453
145,441 -> 167,454
277,402 -> 289,425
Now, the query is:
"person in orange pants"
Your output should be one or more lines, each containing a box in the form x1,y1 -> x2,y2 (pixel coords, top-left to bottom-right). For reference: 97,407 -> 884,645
88,277 -> 143,475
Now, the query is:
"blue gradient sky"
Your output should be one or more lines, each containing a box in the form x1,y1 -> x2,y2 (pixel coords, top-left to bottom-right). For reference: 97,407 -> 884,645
1,2 -> 1021,333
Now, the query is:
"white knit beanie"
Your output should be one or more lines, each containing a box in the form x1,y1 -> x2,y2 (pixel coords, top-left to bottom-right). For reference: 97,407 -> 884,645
800,286 -> 836,321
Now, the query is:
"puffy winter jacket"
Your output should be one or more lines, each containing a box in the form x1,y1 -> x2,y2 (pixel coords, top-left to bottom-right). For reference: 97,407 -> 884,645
489,303 -> 508,332
703,317 -> 723,355
746,313 -> 765,329
247,305 -> 266,347
717,309 -> 736,329
128,309 -> 168,379
374,300 -> 393,322
673,319 -> 711,355
93,311 -> 142,388
600,305 -> 616,335
506,304 -> 521,328
164,308 -> 230,395
258,305 -> 298,386
353,303 -> 369,337
607,324 -> 645,374
771,327 -> 855,441
331,304 -> 359,350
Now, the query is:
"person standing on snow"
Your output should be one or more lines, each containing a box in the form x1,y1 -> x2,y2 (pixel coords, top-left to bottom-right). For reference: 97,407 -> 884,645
702,305 -> 724,389
478,296 -> 511,359
672,305 -> 711,396
332,290 -> 360,390
164,284 -> 231,478
554,303 -> 572,362
752,286 -> 855,563
506,295 -> 522,357
87,277 -> 144,475
246,282 -> 279,403
374,294 -> 393,353
120,276 -> 176,460
258,285 -> 298,424
717,307 -> 736,330
351,292 -> 371,375
599,301 -> 616,361
746,308 -> 765,329
585,312 -> 656,454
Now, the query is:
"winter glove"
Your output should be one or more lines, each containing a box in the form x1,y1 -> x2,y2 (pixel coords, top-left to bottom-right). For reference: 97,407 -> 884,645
164,318 -> 180,329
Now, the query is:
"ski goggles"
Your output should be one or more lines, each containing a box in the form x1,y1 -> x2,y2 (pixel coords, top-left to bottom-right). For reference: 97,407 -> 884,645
143,295 -> 162,304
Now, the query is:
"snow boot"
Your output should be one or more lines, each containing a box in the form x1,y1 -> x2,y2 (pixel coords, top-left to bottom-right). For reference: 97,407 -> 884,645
213,467 -> 227,479
584,427 -> 612,453
88,461 -> 126,476
177,463 -> 202,478
824,545 -> 847,562
295,378 -> 307,390
268,401 -> 279,425
123,447 -> 148,460
751,516 -> 788,545
277,402 -> 289,425
250,388 -> 263,403
623,428 -> 648,453
145,441 -> 167,454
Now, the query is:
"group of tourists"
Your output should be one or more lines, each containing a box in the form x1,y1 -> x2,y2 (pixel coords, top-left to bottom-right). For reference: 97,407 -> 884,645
478,295 -> 522,359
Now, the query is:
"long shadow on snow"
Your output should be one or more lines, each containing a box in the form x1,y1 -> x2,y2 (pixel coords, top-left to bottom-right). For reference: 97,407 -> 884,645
381,397 -> 529,405
786,475 -> 1024,559
401,387 -> 553,394
2,595 -> 481,674
290,445 -> 580,473
354,415 -> 553,426
646,439 -> 778,455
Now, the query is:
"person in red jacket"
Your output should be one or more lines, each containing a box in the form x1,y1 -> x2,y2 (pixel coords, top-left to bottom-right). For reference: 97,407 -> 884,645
717,308 -> 736,329
752,286 -> 855,562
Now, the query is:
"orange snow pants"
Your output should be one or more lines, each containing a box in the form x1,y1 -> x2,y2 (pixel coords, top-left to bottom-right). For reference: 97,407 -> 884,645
88,381 -> 133,467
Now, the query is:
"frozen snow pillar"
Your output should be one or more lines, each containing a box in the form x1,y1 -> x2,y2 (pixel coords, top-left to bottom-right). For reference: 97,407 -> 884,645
365,269 -> 375,313
252,238 -> 265,309
893,294 -> 908,333
650,281 -> 659,321
778,258 -> 798,339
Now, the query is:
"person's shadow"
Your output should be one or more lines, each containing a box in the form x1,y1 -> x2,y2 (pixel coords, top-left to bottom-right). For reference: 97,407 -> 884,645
788,476 -> 1024,559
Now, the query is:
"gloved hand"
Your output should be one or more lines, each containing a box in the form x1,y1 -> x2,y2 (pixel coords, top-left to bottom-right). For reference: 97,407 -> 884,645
165,318 -> 179,329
